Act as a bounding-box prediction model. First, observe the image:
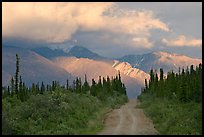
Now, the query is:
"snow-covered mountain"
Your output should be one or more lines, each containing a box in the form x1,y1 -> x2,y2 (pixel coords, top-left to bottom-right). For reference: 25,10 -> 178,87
118,51 -> 202,73
52,57 -> 145,98
112,60 -> 150,84
2,46 -> 74,86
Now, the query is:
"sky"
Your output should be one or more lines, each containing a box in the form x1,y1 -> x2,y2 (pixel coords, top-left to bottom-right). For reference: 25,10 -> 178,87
2,2 -> 202,59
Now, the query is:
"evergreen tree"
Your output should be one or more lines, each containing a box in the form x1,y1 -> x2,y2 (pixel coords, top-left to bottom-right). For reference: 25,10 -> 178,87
90,79 -> 97,96
150,69 -> 155,83
122,83 -> 127,95
190,65 -> 194,75
52,81 -> 55,91
46,84 -> 49,92
31,83 -> 35,95
15,54 -> 20,94
22,82 -> 26,101
160,68 -> 164,81
82,74 -> 90,93
98,76 -> 102,89
141,64 -> 202,103
19,76 -> 23,93
7,86 -> 10,96
66,79 -> 69,90
40,81 -> 45,94
36,82 -> 39,94
75,77 -> 82,93
144,79 -> 148,91
118,71 -> 121,82
106,76 -> 112,95
19,76 -> 23,100
72,80 -> 76,91
11,77 -> 15,96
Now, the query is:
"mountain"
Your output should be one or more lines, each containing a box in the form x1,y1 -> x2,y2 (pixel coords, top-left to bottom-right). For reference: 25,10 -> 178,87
67,45 -> 107,60
112,60 -> 150,84
32,45 -> 107,60
32,47 -> 68,59
2,46 -> 74,86
118,51 -> 202,73
52,57 -> 145,98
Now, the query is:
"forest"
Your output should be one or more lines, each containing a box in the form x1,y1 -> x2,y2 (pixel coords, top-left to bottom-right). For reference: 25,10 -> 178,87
138,63 -> 202,135
2,54 -> 128,135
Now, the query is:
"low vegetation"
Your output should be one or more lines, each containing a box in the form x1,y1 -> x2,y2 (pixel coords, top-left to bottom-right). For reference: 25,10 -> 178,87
138,64 -> 202,135
2,54 -> 128,135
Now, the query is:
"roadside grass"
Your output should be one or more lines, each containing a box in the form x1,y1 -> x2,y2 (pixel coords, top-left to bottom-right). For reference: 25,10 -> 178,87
2,89 -> 128,135
137,93 -> 202,135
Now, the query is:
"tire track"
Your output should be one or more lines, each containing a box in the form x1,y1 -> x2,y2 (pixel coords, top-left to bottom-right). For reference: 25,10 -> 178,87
98,99 -> 158,135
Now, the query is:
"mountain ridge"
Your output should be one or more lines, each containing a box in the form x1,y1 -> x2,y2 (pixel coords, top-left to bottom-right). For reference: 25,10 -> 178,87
2,46 -> 74,86
117,51 -> 202,73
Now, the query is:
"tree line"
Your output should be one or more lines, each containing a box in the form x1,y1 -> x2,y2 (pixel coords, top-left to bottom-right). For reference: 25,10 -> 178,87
2,54 -> 127,102
142,63 -> 202,103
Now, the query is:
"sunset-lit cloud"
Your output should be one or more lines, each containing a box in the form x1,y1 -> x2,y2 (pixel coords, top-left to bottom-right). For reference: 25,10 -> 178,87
132,37 -> 153,48
2,2 -> 202,59
161,35 -> 202,47
2,2 -> 169,44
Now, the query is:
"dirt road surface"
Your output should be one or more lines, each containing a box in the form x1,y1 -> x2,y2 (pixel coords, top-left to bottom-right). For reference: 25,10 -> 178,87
98,99 -> 158,135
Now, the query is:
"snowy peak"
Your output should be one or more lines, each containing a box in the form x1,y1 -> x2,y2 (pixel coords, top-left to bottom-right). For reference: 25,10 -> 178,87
112,60 -> 150,84
118,51 -> 202,73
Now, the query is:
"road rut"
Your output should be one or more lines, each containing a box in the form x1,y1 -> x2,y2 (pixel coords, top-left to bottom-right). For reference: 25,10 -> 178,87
98,99 -> 158,135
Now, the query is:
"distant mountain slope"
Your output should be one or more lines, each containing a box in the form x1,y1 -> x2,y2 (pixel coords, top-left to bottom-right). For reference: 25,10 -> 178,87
32,47 -> 68,59
52,57 -> 144,98
32,45 -> 107,60
67,45 -> 107,60
118,51 -> 202,73
2,46 -> 74,86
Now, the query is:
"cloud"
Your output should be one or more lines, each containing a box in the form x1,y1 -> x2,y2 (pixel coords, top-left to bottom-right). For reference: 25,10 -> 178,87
132,37 -> 153,48
3,2 -> 169,45
161,35 -> 202,47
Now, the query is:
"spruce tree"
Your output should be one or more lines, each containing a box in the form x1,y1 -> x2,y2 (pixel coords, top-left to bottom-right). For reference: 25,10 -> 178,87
66,79 -> 69,90
40,81 -> 45,94
144,79 -> 148,91
98,76 -> 102,89
122,83 -> 127,95
82,74 -> 90,93
90,79 -> 96,96
118,71 -> 121,82
150,69 -> 154,83
19,76 -> 23,100
7,86 -> 10,97
76,77 -> 81,93
22,82 -> 26,101
11,77 -> 15,96
52,81 -> 55,91
106,76 -> 113,95
160,68 -> 164,81
31,83 -> 35,95
19,76 -> 23,92
15,54 -> 20,94
72,80 -> 76,91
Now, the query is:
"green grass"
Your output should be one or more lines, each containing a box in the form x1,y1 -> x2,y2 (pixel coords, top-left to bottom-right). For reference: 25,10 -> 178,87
137,93 -> 202,135
2,89 -> 128,135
